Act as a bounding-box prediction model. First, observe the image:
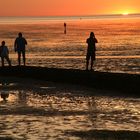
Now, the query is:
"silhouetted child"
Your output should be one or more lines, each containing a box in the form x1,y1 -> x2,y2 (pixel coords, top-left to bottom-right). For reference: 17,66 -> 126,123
0,41 -> 11,67
86,32 -> 98,70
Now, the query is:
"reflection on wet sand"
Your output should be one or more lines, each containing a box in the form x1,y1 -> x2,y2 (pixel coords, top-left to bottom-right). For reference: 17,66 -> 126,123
1,91 -> 9,102
0,77 -> 140,140
0,82 -> 10,102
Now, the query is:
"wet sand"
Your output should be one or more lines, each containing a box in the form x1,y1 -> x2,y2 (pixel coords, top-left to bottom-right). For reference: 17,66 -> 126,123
0,72 -> 140,140
66,129 -> 140,140
0,66 -> 139,96
0,131 -> 140,140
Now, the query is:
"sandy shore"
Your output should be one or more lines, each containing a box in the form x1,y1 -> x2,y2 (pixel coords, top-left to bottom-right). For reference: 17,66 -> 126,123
0,66 -> 139,96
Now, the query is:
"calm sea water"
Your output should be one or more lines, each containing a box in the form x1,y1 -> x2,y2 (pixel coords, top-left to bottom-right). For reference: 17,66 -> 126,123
0,16 -> 140,139
0,15 -> 140,73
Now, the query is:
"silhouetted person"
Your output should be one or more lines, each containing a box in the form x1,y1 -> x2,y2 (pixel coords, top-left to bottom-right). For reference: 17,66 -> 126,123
64,22 -> 67,34
86,32 -> 98,70
14,32 -> 27,66
0,41 -> 11,67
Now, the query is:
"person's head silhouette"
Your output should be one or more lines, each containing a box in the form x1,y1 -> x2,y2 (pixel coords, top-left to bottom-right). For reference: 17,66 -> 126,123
90,32 -> 95,38
1,41 -> 5,46
18,32 -> 22,37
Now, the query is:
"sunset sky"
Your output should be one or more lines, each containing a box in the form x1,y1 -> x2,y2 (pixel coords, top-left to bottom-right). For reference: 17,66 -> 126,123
0,0 -> 139,16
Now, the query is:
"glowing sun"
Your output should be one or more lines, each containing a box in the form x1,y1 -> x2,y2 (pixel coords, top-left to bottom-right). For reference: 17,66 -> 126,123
122,12 -> 129,15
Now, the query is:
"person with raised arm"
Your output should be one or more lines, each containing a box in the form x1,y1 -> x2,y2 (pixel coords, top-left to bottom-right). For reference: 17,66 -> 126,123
86,32 -> 98,71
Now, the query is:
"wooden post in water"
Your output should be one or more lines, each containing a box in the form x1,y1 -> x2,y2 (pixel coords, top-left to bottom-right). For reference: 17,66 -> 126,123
64,22 -> 67,34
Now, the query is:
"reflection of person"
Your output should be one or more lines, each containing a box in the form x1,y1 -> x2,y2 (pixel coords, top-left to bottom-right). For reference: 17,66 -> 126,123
86,32 -> 98,71
64,22 -> 67,34
1,82 -> 9,101
14,32 -> 27,66
0,41 -> 11,67
1,91 -> 9,101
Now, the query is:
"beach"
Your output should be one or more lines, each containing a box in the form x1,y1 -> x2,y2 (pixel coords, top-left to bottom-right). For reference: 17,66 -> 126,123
0,68 -> 140,139
0,15 -> 140,140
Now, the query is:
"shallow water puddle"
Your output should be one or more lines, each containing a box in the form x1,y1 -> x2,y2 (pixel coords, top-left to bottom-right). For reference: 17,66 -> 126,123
0,78 -> 140,140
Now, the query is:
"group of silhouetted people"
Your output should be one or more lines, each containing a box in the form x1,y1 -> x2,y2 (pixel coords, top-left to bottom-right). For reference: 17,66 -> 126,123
0,31 -> 98,71
0,32 -> 27,67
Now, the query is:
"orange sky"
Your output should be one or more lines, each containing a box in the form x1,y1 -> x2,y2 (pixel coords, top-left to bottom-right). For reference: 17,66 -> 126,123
0,0 -> 139,16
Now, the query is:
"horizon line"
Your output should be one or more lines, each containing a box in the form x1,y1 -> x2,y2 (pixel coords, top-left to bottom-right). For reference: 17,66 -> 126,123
0,13 -> 140,18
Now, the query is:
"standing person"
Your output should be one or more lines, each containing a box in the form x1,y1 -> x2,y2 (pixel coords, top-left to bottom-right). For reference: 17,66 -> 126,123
86,32 -> 98,71
14,32 -> 27,66
0,41 -> 11,67
64,22 -> 67,34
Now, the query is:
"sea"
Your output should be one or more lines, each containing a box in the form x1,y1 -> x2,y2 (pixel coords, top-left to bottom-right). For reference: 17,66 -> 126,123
0,15 -> 140,140
0,14 -> 140,73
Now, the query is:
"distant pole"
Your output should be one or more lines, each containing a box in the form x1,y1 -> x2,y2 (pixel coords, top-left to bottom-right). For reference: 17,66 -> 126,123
64,22 -> 67,34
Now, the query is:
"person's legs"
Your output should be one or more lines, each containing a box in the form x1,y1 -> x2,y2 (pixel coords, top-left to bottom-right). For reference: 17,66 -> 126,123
91,60 -> 93,70
18,52 -> 21,66
86,60 -> 89,70
91,59 -> 95,70
91,52 -> 96,70
1,57 -> 4,67
86,54 -> 90,70
5,56 -> 11,66
22,51 -> 26,66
